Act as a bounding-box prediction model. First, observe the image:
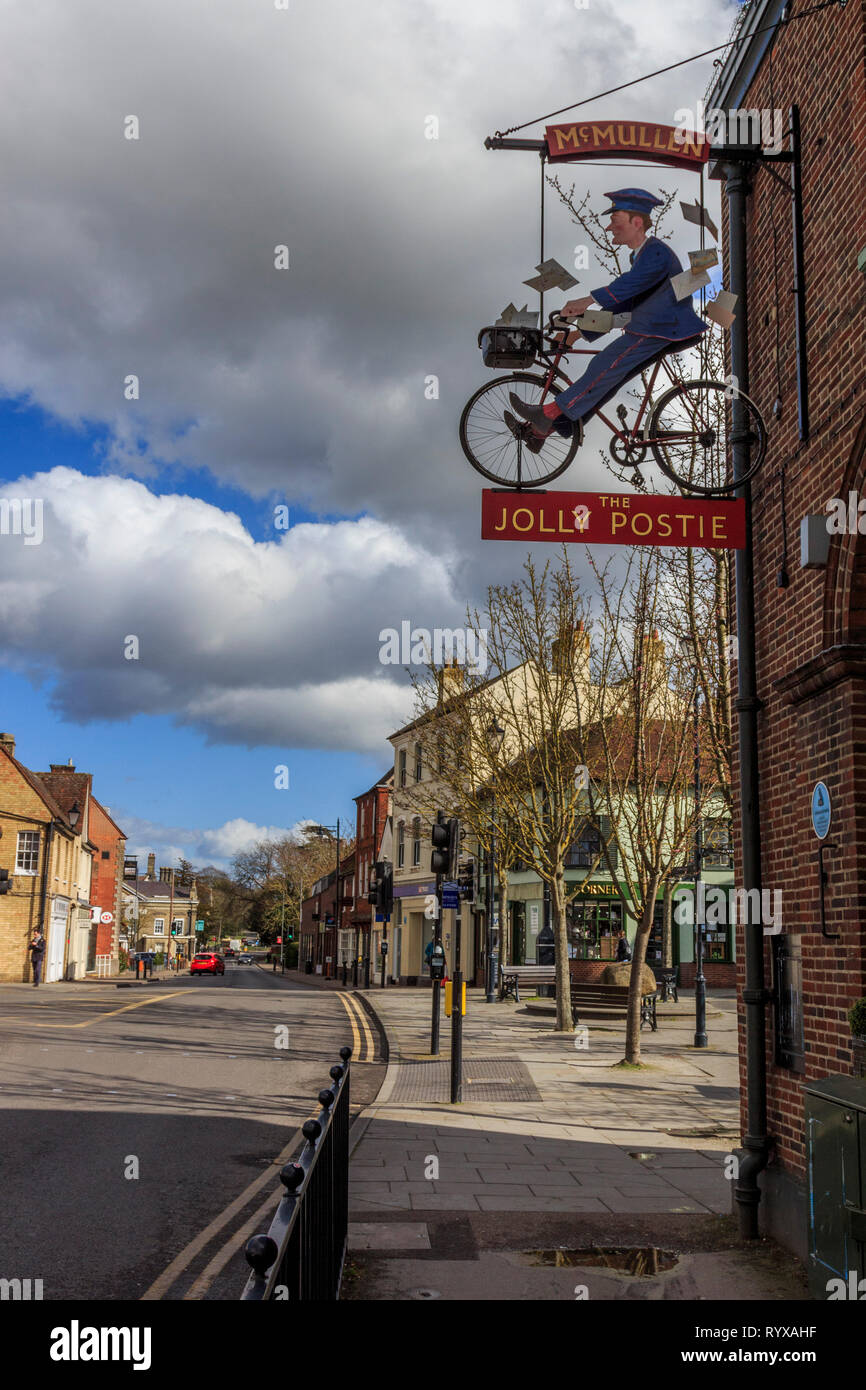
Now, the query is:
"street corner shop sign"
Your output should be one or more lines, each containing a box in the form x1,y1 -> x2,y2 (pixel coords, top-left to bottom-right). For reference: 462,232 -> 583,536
545,119 -> 710,171
481,490 -> 746,551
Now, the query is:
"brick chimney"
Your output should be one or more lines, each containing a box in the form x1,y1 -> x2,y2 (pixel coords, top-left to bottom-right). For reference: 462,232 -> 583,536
146,853 -> 156,878
552,621 -> 591,671
49,762 -> 76,773
436,658 -> 465,704
0,733 -> 14,758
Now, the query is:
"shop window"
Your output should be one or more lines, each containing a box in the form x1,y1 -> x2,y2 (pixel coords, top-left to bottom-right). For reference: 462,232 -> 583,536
567,899 -> 623,959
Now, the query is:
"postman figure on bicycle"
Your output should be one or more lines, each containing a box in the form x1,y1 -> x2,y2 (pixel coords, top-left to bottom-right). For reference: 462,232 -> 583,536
505,187 -> 708,445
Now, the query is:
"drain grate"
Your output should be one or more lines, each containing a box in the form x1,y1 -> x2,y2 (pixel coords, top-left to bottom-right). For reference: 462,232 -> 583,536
529,1247 -> 678,1276
389,1057 -> 541,1103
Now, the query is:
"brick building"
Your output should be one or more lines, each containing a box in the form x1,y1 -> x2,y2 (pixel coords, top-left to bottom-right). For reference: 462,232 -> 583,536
707,0 -> 866,1261
87,799 -> 127,972
351,771 -> 393,968
128,853 -> 199,960
0,735 -> 94,982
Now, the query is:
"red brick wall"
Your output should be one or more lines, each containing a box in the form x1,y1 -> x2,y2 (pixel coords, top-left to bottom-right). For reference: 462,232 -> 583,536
88,801 -> 125,961
679,962 -> 736,990
721,1 -> 866,1186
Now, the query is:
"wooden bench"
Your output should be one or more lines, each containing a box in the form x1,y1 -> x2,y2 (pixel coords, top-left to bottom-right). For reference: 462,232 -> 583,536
569,982 -> 658,1031
499,964 -> 556,1002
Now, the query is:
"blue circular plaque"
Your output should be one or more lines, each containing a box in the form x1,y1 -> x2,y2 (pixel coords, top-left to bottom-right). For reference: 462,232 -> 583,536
811,782 -> 831,839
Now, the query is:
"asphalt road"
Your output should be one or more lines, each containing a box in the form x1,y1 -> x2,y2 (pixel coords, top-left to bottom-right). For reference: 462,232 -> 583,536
0,963 -> 385,1301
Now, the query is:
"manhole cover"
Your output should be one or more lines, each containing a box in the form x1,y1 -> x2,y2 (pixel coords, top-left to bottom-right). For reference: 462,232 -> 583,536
529,1247 -> 678,1276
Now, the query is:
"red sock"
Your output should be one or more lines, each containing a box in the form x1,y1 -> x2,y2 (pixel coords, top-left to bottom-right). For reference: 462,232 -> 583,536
542,402 -> 563,419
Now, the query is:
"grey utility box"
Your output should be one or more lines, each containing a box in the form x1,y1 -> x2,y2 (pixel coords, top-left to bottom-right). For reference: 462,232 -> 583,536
804,1075 -> 866,1299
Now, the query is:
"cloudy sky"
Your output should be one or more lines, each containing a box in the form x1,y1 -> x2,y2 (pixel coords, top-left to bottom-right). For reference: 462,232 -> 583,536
0,0 -> 740,869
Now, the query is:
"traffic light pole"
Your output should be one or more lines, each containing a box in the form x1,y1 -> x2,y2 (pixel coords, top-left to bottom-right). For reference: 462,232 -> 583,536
450,897 -> 463,1103
431,870 -> 443,1056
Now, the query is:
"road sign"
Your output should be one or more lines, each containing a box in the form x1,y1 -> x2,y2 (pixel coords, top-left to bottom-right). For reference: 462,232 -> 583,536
195,923 -> 203,932
811,782 -> 831,839
100,911 -> 113,924
442,882 -> 460,910
482,490 -> 746,551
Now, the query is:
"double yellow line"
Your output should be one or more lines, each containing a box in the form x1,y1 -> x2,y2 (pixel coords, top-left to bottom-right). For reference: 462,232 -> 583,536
338,992 -> 376,1063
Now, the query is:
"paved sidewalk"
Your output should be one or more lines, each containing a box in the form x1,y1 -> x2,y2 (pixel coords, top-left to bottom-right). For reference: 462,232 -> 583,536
350,987 -> 740,1218
344,987 -> 809,1301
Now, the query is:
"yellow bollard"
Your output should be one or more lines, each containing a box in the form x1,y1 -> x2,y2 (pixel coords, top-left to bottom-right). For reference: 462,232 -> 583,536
444,983 -> 466,1017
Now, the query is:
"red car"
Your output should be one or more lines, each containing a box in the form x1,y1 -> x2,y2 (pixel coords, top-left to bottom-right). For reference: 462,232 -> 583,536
190,951 -> 225,976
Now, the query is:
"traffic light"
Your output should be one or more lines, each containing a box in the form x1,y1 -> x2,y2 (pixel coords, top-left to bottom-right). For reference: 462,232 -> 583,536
369,861 -> 393,916
0,869 -> 10,895
170,923 -> 178,936
378,861 -> 393,917
458,858 -> 475,901
431,813 -> 460,876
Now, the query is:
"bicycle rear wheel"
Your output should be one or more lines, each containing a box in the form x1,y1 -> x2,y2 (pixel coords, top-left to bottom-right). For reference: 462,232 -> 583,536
459,372 -> 581,488
647,378 -> 767,495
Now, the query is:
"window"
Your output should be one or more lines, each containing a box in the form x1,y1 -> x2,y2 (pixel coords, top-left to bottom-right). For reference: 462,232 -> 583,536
774,935 -> 805,1072
399,749 -> 407,787
703,818 -> 733,868
153,918 -> 165,935
16,830 -> 40,874
101,850 -> 110,860
397,822 -> 405,868
414,742 -> 422,781
360,805 -> 365,837
565,824 -> 601,869
567,900 -> 623,959
412,818 -> 421,867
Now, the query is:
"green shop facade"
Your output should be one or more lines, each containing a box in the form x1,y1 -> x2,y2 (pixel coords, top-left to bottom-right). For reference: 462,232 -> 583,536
496,837 -> 736,990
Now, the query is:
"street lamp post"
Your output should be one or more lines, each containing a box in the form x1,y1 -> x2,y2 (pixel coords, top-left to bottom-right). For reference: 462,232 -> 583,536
680,638 -> 708,1049
485,720 -> 505,1003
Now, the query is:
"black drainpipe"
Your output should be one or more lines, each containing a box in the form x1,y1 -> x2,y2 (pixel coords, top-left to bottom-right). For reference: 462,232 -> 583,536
38,820 -> 56,936
723,158 -> 772,1236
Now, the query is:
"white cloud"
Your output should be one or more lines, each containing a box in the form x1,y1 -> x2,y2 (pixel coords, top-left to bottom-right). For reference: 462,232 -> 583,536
0,468 -> 437,751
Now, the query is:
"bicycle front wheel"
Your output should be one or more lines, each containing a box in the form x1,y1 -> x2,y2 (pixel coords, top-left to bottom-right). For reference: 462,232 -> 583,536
459,373 -> 581,489
647,379 -> 767,495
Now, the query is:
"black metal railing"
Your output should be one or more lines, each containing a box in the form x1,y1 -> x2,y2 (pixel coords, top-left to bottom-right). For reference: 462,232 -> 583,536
241,1046 -> 351,1301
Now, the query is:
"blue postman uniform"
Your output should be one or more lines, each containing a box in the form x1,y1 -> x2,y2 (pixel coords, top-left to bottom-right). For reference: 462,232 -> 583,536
554,227 -> 708,429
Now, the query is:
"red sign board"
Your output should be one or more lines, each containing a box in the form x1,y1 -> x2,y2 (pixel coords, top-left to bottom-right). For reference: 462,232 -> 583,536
481,490 -> 745,550
545,119 -> 709,171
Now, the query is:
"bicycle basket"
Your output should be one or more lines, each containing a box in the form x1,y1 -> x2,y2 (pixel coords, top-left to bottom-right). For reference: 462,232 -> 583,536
478,325 -> 541,370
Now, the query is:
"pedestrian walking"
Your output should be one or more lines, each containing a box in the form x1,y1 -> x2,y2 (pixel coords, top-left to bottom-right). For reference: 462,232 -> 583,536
615,930 -> 632,963
29,929 -> 46,986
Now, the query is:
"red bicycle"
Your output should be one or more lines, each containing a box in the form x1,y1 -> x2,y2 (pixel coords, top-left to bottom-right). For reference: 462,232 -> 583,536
459,312 -> 767,494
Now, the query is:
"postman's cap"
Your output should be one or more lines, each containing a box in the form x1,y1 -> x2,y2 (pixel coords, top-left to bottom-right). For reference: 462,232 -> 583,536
603,188 -> 664,216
